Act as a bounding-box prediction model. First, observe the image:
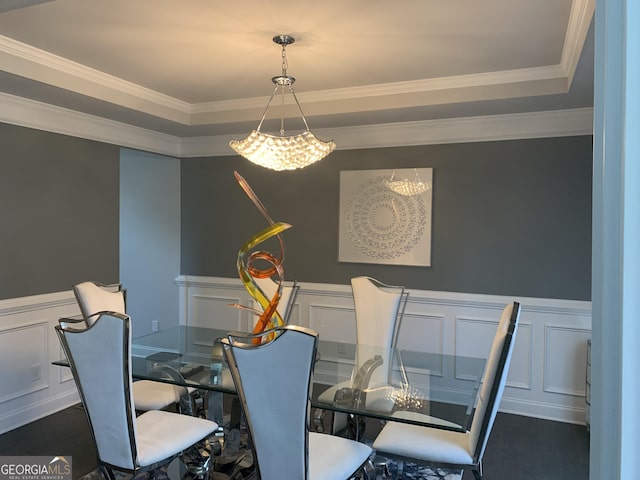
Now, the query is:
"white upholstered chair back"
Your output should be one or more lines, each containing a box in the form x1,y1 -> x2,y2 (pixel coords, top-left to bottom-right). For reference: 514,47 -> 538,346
73,281 -> 126,324
351,276 -> 406,347
468,301 -> 520,460
221,325 -> 317,480
72,281 -> 193,414
253,277 -> 299,325
351,276 -> 408,388
56,313 -> 138,470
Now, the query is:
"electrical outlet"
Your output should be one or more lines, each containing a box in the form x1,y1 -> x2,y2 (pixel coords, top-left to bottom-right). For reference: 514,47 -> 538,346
31,363 -> 41,381
152,320 -> 159,332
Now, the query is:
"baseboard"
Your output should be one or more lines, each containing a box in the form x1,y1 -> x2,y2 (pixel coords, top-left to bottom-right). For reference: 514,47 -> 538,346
0,389 -> 80,435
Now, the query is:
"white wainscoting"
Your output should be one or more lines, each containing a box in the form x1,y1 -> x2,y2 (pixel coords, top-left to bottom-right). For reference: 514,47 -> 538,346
177,275 -> 592,424
0,278 -> 592,433
0,291 -> 82,434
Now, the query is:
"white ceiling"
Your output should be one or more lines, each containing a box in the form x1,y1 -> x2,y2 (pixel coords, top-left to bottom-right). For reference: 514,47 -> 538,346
0,0 -> 594,146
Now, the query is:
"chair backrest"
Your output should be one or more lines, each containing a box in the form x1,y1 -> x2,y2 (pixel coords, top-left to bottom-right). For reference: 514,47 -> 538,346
55,312 -> 138,470
221,325 -> 318,480
73,281 -> 126,325
351,276 -> 408,387
254,277 -> 300,324
351,276 -> 408,347
469,301 -> 520,462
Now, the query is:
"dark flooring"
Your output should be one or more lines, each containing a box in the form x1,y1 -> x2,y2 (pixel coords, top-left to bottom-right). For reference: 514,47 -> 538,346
0,404 -> 589,480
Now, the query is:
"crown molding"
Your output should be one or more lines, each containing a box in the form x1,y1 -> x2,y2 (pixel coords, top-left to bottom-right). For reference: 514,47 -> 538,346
191,64 -> 569,116
561,0 -> 595,85
179,108 -> 594,157
0,0 -> 593,126
0,31 -> 573,125
0,92 -> 181,156
0,35 -> 191,123
0,91 -> 593,157
0,32 -> 572,122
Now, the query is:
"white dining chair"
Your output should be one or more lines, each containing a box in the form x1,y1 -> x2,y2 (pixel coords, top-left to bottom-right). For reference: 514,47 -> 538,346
73,281 -> 126,323
72,280 -> 192,413
55,312 -> 219,480
316,276 -> 409,436
372,301 -> 521,480
221,325 -> 375,480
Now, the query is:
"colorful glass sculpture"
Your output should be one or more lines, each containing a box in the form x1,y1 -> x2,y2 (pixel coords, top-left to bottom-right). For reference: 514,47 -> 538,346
232,171 -> 292,343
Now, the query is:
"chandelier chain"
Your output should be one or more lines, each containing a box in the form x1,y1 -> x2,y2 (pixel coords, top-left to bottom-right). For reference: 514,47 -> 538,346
281,42 -> 288,77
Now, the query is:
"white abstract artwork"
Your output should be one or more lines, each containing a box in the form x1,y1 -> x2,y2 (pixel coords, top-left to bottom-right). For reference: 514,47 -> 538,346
339,168 -> 433,266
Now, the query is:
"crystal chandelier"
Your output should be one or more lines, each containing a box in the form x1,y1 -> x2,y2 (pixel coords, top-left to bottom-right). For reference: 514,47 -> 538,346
384,169 -> 430,196
229,35 -> 335,171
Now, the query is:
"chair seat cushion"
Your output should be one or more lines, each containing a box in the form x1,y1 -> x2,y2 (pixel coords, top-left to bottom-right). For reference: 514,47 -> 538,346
373,421 -> 473,466
135,410 -> 218,467
132,380 -> 182,410
308,432 -> 373,480
317,383 -> 341,404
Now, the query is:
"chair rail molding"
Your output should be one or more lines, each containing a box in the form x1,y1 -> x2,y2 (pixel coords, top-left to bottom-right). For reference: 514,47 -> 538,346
177,275 -> 592,424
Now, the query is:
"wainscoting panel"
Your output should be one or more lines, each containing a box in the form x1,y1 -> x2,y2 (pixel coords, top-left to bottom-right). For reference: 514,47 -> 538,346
395,312 -> 445,354
0,291 -> 82,435
191,293 -> 245,331
455,315 -> 502,359
308,304 -> 356,342
544,325 -> 592,397
0,321 -> 49,403
507,322 -> 533,390
177,276 -> 592,424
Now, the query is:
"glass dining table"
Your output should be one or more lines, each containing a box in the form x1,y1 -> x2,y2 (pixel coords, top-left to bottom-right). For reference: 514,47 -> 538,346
126,325 -> 486,435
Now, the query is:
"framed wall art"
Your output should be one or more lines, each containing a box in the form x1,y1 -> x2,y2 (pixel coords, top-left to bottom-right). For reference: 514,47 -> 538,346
338,168 -> 433,267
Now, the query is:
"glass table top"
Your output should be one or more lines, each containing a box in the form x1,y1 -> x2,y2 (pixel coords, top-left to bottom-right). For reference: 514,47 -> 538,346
128,325 -> 486,432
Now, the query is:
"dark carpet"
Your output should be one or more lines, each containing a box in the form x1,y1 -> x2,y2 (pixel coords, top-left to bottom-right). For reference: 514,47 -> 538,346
0,404 -> 589,480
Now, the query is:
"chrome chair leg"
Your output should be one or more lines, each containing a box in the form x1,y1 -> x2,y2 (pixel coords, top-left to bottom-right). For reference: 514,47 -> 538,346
362,458 -> 377,480
181,440 -> 213,479
472,460 -> 483,480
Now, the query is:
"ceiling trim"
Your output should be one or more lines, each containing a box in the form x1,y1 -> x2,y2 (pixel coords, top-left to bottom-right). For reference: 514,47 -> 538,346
0,35 -> 191,123
192,64 -> 568,114
0,91 -> 181,156
0,0 -> 594,128
561,0 -> 595,84
0,91 -> 593,158
0,32 -> 573,125
180,108 -> 594,157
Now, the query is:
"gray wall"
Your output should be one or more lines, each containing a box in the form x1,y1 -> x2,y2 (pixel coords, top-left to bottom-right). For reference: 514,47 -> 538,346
0,123 -> 120,300
120,149 -> 181,337
0,121 -> 592,303
181,136 -> 593,301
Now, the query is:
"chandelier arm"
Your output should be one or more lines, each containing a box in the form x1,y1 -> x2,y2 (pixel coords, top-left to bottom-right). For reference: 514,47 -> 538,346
256,84 -> 281,132
280,84 -> 286,136
288,86 -> 312,132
